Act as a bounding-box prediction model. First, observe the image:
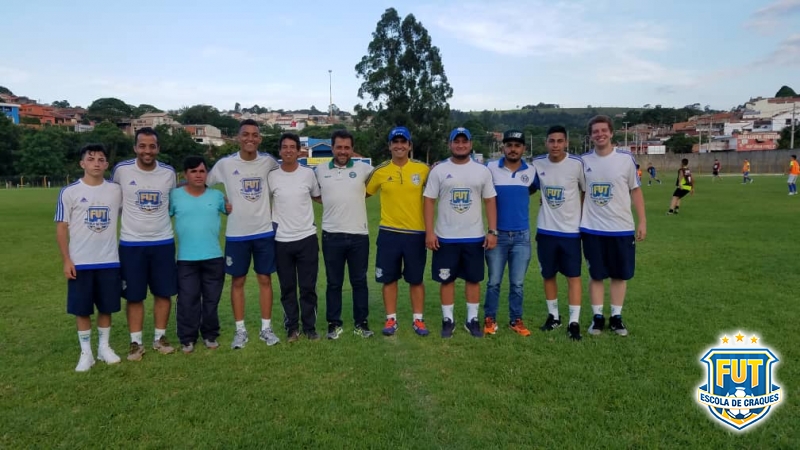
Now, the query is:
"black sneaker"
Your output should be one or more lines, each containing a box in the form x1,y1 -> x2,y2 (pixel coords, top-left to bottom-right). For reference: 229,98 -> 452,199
588,314 -> 605,335
567,322 -> 582,341
441,318 -> 455,338
464,318 -> 483,338
287,329 -> 300,343
539,314 -> 562,331
609,315 -> 629,337
353,322 -> 374,338
305,330 -> 320,341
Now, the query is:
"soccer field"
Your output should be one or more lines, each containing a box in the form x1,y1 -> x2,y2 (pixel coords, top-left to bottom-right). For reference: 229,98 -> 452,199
0,176 -> 797,448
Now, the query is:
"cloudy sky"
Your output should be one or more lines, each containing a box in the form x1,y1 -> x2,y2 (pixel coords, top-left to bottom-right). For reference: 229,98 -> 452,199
2,0 -> 798,112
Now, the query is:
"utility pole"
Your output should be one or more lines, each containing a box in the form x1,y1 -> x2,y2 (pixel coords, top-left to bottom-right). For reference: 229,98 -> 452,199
328,69 -> 333,119
623,121 -> 629,150
792,102 -> 796,149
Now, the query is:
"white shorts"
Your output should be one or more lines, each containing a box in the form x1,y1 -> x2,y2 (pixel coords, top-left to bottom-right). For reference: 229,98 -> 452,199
789,174 -> 798,184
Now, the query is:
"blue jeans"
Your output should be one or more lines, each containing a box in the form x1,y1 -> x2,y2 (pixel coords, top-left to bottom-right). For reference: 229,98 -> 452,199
484,229 -> 532,321
321,231 -> 370,327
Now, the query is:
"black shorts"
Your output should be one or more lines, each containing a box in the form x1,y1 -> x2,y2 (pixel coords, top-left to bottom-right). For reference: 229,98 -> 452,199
672,188 -> 690,199
431,241 -> 485,284
67,268 -> 122,316
224,236 -> 277,277
536,233 -> 581,278
712,170 -> 719,176
581,233 -> 635,281
119,243 -> 178,301
375,229 -> 427,284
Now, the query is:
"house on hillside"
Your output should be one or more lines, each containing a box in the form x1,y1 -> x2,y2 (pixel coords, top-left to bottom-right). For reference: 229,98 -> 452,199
132,112 -> 178,132
0,103 -> 20,124
183,124 -> 225,146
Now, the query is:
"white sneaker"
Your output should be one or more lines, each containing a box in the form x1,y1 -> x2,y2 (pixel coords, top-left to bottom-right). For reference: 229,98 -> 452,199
97,346 -> 121,365
75,351 -> 95,372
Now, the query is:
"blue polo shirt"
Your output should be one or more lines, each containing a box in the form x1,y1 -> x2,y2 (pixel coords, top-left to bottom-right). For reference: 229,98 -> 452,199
486,158 -> 536,231
169,187 -> 227,261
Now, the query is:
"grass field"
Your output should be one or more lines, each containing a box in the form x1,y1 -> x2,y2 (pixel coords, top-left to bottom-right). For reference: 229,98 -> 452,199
1,176 -> 798,448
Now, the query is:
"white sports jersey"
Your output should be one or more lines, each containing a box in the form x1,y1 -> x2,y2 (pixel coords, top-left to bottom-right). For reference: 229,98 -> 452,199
531,154 -> 585,237
268,165 -> 320,242
423,158 -> 497,242
315,160 -> 373,234
54,179 -> 122,269
207,152 -> 279,240
580,149 -> 640,235
111,159 -> 176,245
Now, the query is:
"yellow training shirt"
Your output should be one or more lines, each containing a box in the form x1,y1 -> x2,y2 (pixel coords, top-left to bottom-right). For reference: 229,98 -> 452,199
365,159 -> 429,233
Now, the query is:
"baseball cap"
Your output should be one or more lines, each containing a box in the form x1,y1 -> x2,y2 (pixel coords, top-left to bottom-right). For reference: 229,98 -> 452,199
388,126 -> 412,142
503,130 -> 525,144
449,127 -> 472,142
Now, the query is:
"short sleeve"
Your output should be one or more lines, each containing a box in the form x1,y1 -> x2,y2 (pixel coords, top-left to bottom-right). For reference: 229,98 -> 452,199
423,168 -> 440,199
207,160 -> 221,186
169,190 -> 176,217
309,171 -> 321,197
627,156 -> 640,190
55,187 -> 70,223
481,167 -> 497,199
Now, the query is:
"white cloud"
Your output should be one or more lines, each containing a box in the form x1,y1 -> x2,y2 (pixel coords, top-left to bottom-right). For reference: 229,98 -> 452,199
744,0 -> 800,33
0,66 -> 32,84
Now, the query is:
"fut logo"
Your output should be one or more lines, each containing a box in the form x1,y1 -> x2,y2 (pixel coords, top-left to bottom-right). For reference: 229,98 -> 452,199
85,206 -> 111,232
449,188 -> 472,213
589,182 -> 613,206
135,190 -> 162,212
544,186 -> 566,209
240,178 -> 263,202
412,173 -> 421,185
696,332 -> 782,432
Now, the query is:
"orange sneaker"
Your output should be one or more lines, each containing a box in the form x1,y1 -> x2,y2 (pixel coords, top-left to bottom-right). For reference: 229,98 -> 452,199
382,318 -> 398,336
509,318 -> 531,337
412,319 -> 430,336
484,317 -> 498,335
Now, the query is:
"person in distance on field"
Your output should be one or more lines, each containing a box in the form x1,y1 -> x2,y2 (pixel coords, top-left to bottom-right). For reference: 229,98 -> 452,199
667,158 -> 694,215
741,159 -> 753,184
786,155 -> 798,196
646,162 -> 661,185
712,158 -> 722,182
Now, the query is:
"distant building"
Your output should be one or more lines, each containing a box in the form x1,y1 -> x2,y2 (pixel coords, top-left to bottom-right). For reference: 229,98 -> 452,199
74,123 -> 94,133
743,97 -> 800,120
132,112 -> 178,132
736,132 -> 781,151
0,103 -> 20,124
183,124 -> 225,146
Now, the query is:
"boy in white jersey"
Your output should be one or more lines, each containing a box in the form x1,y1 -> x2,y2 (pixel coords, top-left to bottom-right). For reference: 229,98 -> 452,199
268,133 -> 322,342
424,127 -> 497,338
530,125 -> 586,340
580,116 -> 646,337
206,119 -> 281,349
55,144 -> 123,371
111,127 -> 177,360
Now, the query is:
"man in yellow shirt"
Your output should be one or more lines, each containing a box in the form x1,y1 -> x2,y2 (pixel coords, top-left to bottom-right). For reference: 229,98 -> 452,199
366,127 -> 431,336
667,158 -> 694,215
742,159 -> 753,184
787,155 -> 798,195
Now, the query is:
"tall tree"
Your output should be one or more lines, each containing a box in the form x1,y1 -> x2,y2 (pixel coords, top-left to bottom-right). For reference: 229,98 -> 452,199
51,100 -> 71,108
664,133 -> 697,154
16,127 -> 76,179
179,104 -> 239,136
86,97 -> 134,123
132,104 -> 163,117
0,86 -> 12,95
82,121 -> 134,167
0,116 -> 20,176
154,124 -> 207,167
778,125 -> 799,149
775,85 -> 797,98
355,8 -> 453,163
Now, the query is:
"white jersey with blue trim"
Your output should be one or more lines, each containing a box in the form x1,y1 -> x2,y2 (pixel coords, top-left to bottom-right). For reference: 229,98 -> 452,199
423,158 -> 497,243
111,159 -> 176,245
579,149 -> 640,236
54,179 -> 122,269
207,152 -> 279,240
531,154 -> 585,237
486,158 -> 535,232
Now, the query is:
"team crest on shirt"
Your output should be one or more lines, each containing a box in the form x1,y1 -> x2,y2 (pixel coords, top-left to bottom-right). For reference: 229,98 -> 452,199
544,186 -> 566,209
449,188 -> 472,213
85,206 -> 111,232
412,174 -> 421,185
349,171 -> 357,179
135,190 -> 162,212
520,174 -> 530,184
439,268 -> 451,280
240,178 -> 263,202
589,182 -> 613,206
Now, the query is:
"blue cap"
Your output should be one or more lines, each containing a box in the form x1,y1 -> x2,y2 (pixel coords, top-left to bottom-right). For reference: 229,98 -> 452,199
388,126 -> 412,142
449,127 -> 472,142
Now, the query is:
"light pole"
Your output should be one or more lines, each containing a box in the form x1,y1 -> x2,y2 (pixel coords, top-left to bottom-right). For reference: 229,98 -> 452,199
792,102 -> 796,149
328,69 -> 333,119
623,121 -> 629,150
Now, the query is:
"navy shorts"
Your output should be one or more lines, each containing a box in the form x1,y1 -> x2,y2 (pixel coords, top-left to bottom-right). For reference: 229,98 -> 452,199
581,233 -> 636,281
225,236 -> 276,277
67,268 -> 122,316
536,233 -> 582,279
375,229 -> 427,284
431,241 -> 485,284
672,188 -> 690,199
120,243 -> 178,302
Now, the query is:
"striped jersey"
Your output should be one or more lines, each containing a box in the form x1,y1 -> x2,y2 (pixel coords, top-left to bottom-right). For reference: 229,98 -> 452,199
486,158 -> 535,232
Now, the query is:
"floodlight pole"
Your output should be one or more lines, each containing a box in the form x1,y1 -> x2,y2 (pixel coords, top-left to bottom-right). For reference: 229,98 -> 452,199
623,121 -> 629,150
328,69 -> 333,119
792,102 -> 796,149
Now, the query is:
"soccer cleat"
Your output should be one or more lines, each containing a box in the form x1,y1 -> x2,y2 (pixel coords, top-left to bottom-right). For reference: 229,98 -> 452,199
259,328 -> 280,346
464,318 -> 484,338
326,324 -> 343,340
441,318 -> 455,338
354,322 -> 375,338
203,339 -> 219,349
97,346 -> 121,364
588,314 -> 605,335
567,322 -> 582,341
305,330 -> 320,341
484,317 -> 498,335
609,315 -> 629,337
181,342 -> 195,354
509,318 -> 531,337
127,342 -> 145,361
75,351 -> 95,372
231,329 -> 249,349
382,318 -> 398,336
153,336 -> 176,354
539,314 -> 562,331
412,319 -> 430,336
287,329 -> 301,343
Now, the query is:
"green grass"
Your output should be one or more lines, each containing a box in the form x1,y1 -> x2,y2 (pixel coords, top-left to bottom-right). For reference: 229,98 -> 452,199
1,176 -> 798,448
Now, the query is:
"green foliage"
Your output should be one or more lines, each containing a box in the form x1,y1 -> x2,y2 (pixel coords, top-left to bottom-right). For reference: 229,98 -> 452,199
778,124 -> 799,149
86,97 -> 134,123
0,116 -> 21,176
664,133 -> 697,154
81,122 -> 134,168
0,86 -> 13,95
20,116 -> 41,125
51,100 -> 71,109
15,126 -> 77,177
153,125 -> 207,167
775,85 -> 797,98
178,105 -> 239,136
131,104 -> 163,117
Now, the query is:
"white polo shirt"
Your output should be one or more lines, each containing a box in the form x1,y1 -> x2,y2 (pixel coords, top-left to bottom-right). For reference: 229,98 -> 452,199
268,165 -> 320,242
580,149 -> 640,236
315,159 -> 373,235
111,159 -> 176,245
531,154 -> 585,238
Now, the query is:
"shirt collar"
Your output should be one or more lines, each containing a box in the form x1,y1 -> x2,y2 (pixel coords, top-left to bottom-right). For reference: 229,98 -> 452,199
329,159 -> 354,169
498,157 -> 528,171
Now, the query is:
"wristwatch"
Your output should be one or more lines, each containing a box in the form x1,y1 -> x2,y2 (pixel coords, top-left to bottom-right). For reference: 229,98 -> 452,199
487,229 -> 499,236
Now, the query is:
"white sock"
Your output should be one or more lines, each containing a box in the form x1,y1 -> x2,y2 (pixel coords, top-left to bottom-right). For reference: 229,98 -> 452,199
387,313 -> 397,320
130,331 -> 143,345
262,319 -> 271,330
569,305 -> 581,324
466,303 -> 479,322
97,326 -> 111,349
546,299 -> 559,319
592,304 -> 604,316
154,328 -> 166,341
611,305 -> 623,317
442,304 -> 454,322
235,320 -> 246,331
78,330 -> 92,354
412,313 -> 423,321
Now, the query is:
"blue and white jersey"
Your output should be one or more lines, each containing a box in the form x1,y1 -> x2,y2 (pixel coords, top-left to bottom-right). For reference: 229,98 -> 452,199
54,179 -> 122,269
486,158 -> 535,232
111,159 -> 176,245
579,149 -> 640,236
531,154 -> 585,238
207,152 -> 279,241
423,158 -> 496,243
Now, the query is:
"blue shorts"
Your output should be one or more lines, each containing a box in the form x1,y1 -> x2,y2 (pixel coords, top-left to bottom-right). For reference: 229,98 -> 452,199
581,233 -> 636,281
67,268 -> 122,316
375,229 -> 426,284
225,236 -> 276,277
536,233 -> 581,278
431,241 -> 485,284
120,243 -> 178,302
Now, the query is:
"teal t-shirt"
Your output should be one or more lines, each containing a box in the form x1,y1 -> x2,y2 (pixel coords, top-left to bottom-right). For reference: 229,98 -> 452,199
169,187 -> 226,261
